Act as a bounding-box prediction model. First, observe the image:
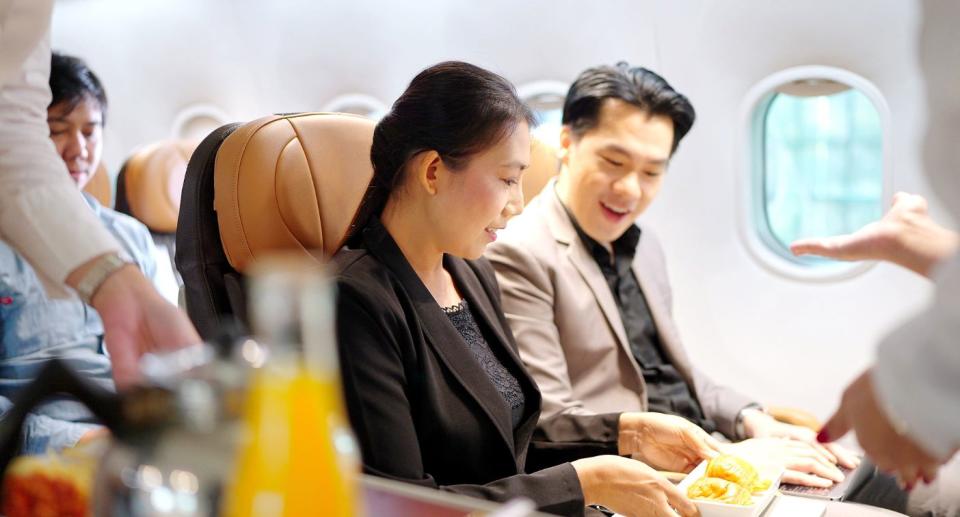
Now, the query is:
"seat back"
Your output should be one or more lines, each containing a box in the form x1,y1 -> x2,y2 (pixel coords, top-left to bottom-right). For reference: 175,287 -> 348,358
176,113 -> 375,338
522,138 -> 560,205
116,139 -> 198,302
175,124 -> 243,338
116,139 -> 197,234
83,162 -> 112,207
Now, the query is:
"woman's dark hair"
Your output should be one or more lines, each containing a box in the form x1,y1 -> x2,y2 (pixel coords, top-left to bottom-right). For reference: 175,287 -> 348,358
345,61 -> 534,246
562,62 -> 694,154
49,52 -> 108,124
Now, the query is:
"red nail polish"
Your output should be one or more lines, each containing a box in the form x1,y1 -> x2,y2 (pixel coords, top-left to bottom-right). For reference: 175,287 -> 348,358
816,429 -> 830,443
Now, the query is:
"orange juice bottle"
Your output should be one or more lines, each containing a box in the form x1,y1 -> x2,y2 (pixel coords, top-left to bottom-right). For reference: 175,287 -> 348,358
223,257 -> 360,517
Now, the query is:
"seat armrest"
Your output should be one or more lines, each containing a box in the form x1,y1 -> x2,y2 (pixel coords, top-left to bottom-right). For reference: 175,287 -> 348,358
767,405 -> 821,431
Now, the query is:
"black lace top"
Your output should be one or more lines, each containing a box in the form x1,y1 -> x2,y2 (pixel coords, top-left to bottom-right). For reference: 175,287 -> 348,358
443,299 -> 526,428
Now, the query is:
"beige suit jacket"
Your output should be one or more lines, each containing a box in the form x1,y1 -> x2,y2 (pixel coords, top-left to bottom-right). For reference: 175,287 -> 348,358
487,180 -> 754,438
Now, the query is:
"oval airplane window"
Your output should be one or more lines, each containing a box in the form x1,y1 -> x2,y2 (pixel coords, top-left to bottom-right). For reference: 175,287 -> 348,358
518,81 -> 569,149
171,104 -> 231,141
738,67 -> 891,280
321,93 -> 388,120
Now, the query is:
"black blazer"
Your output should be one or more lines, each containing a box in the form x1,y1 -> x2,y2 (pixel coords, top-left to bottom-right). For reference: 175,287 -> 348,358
334,219 -> 620,516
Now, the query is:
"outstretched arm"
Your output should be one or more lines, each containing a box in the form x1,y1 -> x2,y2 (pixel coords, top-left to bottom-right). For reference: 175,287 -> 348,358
790,192 -> 958,277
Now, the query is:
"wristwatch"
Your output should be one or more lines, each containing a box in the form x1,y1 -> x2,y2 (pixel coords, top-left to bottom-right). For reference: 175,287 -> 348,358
735,403 -> 765,440
75,252 -> 133,305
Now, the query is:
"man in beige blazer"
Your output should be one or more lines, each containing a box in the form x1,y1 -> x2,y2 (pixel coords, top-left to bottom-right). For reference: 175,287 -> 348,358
491,175 -> 749,434
487,63 -> 890,494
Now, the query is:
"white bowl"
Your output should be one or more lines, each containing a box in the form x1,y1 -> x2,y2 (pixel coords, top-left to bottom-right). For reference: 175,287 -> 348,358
676,460 -> 783,517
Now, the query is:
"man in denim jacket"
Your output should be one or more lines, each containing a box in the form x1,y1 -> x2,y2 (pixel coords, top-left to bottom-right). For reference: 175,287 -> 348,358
0,52 -> 158,454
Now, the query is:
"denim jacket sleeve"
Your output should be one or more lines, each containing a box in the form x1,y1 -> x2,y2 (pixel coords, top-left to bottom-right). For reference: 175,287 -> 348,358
0,395 -> 101,455
1,241 -> 114,454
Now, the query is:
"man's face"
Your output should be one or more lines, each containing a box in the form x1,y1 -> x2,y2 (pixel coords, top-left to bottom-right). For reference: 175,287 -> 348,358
556,98 -> 674,245
47,97 -> 104,190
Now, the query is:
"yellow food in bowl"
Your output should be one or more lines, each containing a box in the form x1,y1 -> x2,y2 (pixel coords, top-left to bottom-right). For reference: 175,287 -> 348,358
687,476 -> 753,505
705,454 -> 771,493
686,454 -> 774,506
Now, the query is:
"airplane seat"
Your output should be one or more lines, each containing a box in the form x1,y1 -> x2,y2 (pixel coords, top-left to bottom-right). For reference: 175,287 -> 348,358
83,162 -> 112,207
175,123 -> 244,339
116,139 -> 197,244
522,138 -> 560,205
116,139 -> 197,305
176,113 -> 375,339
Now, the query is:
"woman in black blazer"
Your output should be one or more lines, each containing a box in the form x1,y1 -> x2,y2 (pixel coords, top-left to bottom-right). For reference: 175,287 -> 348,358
334,61 -> 720,517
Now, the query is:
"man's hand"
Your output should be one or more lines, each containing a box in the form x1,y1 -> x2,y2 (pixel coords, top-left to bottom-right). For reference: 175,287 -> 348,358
819,369 -> 947,489
618,412 -> 722,473
741,408 -> 859,469
725,438 -> 845,488
75,426 -> 110,446
86,265 -> 199,389
790,192 -> 959,277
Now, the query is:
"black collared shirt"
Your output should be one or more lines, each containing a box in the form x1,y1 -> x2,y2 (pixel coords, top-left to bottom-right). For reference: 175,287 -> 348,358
561,199 -> 715,433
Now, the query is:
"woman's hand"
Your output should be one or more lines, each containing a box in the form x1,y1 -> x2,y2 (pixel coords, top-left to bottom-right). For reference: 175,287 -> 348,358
819,369 -> 945,488
790,192 -> 959,277
88,264 -> 200,389
617,413 -> 722,473
724,438 -> 845,488
572,455 -> 699,517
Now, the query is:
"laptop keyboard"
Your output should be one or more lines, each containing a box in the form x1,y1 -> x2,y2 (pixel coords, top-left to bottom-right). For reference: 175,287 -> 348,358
780,466 -> 855,499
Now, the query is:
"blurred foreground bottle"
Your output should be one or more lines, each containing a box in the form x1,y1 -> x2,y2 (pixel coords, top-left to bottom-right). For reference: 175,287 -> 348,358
224,256 -> 360,516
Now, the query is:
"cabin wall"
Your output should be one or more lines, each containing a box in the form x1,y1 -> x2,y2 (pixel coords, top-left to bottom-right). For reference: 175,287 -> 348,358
52,0 -> 938,433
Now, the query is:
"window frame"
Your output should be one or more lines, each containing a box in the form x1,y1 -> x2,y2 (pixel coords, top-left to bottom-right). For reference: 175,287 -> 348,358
320,93 -> 388,120
517,80 -> 569,107
170,103 -> 231,140
517,80 -> 569,148
736,66 -> 893,282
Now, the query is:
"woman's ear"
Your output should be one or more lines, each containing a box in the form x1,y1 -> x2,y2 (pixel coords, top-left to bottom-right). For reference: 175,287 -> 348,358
411,150 -> 443,196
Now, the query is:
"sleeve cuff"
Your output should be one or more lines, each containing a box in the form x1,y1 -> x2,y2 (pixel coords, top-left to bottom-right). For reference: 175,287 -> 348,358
734,403 -> 764,440
3,183 -> 119,295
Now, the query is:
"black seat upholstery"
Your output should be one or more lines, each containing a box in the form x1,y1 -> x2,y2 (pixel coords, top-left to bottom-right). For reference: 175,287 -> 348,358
175,123 -> 245,340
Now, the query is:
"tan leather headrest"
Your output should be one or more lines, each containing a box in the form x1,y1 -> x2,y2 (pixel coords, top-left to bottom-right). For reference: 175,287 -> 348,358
122,139 -> 197,233
83,162 -> 112,207
214,113 -> 375,273
522,138 -> 560,205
